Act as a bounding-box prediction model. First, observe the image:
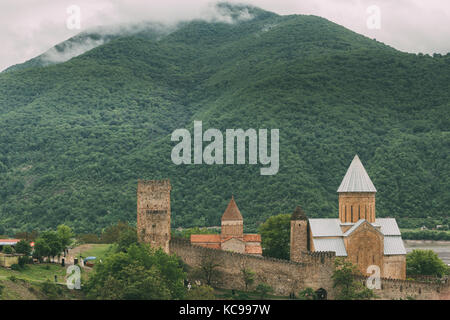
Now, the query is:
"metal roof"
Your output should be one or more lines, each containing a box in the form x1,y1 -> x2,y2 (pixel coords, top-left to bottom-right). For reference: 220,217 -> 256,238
309,218 -> 402,238
312,238 -> 347,256
309,217 -> 405,256
384,236 -> 406,255
343,219 -> 369,236
375,218 -> 401,236
309,219 -> 343,237
337,155 -> 377,193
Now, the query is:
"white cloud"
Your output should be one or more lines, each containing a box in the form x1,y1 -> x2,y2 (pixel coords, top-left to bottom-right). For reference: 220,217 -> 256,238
0,0 -> 449,71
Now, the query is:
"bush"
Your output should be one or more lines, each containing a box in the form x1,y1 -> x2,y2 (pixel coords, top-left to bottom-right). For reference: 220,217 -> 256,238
10,264 -> 22,271
2,245 -> 14,254
236,292 -> 249,300
40,280 -> 63,299
186,285 -> 216,300
298,287 -> 316,300
255,283 -> 273,299
8,275 -> 18,282
18,256 -> 32,267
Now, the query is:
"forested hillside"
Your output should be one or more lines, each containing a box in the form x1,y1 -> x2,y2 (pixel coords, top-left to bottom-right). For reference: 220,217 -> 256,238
0,4 -> 448,234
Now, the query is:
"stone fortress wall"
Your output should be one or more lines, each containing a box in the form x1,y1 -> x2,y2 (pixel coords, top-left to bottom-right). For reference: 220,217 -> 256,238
171,238 -> 449,300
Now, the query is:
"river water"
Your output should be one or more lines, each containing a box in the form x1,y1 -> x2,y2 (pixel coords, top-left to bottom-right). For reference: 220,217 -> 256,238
404,240 -> 450,265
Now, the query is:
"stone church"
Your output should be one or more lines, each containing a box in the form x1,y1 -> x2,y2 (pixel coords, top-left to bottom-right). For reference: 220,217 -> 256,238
190,196 -> 262,255
290,155 -> 407,279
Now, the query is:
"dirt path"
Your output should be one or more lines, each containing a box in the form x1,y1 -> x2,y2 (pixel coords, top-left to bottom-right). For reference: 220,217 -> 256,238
66,244 -> 93,265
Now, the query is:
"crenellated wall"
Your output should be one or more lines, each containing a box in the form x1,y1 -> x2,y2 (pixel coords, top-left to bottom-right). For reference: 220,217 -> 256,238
170,238 -> 449,300
357,276 -> 450,300
170,238 -> 336,298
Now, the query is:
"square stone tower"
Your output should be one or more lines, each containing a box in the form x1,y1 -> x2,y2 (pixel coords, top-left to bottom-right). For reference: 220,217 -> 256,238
290,206 -> 308,262
137,179 -> 171,253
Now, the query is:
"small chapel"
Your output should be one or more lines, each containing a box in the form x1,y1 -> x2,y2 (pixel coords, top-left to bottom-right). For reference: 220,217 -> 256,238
190,196 -> 262,255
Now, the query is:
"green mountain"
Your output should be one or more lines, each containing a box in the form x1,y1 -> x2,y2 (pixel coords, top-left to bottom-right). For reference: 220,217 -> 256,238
0,4 -> 449,235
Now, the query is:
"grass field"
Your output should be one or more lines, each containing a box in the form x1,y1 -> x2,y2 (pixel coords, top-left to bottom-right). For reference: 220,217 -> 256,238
75,244 -> 112,261
0,244 -> 112,285
0,263 -> 68,284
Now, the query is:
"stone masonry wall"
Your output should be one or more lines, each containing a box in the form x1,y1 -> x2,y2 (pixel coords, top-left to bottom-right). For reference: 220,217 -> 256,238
170,239 -> 449,300
170,238 -> 336,298
358,276 -> 450,300
290,220 -> 308,262
137,180 -> 171,253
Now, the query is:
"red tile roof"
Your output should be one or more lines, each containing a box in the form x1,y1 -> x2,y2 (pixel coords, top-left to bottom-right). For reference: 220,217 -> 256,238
221,196 -> 243,221
243,234 -> 261,242
190,234 -> 221,243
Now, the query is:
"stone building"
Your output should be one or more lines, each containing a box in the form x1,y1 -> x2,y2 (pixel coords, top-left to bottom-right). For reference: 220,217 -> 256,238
290,155 -> 407,279
190,196 -> 262,255
136,179 -> 171,253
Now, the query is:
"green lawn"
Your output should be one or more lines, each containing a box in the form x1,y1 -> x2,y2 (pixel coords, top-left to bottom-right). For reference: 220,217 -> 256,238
0,263 -> 68,284
77,244 -> 112,261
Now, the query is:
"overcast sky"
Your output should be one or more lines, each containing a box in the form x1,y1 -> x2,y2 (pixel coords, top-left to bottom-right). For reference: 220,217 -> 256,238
1,0 -> 449,71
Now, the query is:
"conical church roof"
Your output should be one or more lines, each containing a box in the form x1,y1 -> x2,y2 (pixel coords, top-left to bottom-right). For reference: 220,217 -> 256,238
337,155 -> 377,193
221,195 -> 243,221
291,206 -> 307,220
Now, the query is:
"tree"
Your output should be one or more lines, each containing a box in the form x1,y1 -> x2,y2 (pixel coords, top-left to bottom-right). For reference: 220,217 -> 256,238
100,221 -> 134,243
15,230 -> 39,242
258,214 -> 291,259
241,267 -> 255,291
85,244 -> 187,300
406,249 -> 448,278
56,224 -> 74,251
332,258 -> 375,300
33,239 -> 51,262
33,231 -> 63,262
15,240 -> 32,256
78,233 -> 101,244
116,227 -> 138,252
173,227 -> 219,240
197,251 -> 221,286
255,283 -> 273,299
